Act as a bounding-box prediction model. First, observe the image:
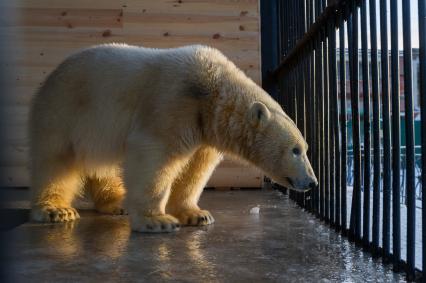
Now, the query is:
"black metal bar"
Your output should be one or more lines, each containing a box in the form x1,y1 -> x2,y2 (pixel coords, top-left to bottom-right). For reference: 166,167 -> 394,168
369,0 -> 381,254
379,0 -> 391,258
304,53 -> 312,210
298,63 -> 305,207
418,0 -> 426,279
339,15 -> 347,231
312,45 -> 317,211
390,0 -> 401,268
319,37 -> 325,219
348,3 -> 361,241
260,0 -> 279,99
402,0 -> 416,279
348,9 -> 355,236
310,56 -> 315,211
353,1 -> 361,243
316,0 -> 321,19
361,0 -> 370,247
313,47 -> 319,215
328,19 -> 336,225
332,19 -> 342,230
315,38 -> 321,217
324,30 -> 330,222
289,0 -> 295,121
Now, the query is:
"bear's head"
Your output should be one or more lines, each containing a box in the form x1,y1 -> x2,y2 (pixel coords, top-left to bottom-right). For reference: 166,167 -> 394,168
192,45 -> 317,191
245,101 -> 318,192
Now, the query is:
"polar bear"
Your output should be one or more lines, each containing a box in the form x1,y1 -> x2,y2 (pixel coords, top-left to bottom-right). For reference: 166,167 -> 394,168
29,44 -> 318,232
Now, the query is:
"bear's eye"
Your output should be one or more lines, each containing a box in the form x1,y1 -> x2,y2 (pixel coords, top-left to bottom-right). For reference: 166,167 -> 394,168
292,147 -> 301,155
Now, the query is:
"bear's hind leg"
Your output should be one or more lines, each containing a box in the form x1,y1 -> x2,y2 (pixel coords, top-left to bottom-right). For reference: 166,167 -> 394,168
167,146 -> 222,226
85,174 -> 126,215
31,160 -> 82,223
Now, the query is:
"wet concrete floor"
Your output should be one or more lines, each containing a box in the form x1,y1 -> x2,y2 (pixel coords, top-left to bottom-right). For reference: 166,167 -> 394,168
2,190 -> 405,282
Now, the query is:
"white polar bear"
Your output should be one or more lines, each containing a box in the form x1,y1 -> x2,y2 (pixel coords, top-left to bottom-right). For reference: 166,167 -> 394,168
29,44 -> 318,232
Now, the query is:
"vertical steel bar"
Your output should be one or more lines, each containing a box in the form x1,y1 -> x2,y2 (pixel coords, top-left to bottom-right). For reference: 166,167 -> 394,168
316,38 -> 321,216
305,53 -> 313,210
390,0 -> 401,268
313,1 -> 319,217
339,15 -> 347,231
353,2 -> 362,243
319,36 -> 325,219
299,1 -> 306,207
315,0 -> 320,19
347,4 -> 361,241
369,0 -> 381,254
311,51 -> 315,213
332,21 -> 342,230
332,19 -> 341,228
379,0 -> 391,258
348,9 -> 354,236
301,0 -> 307,137
361,0 -> 371,247
320,38 -> 325,220
418,0 -> 426,278
328,19 -> 336,225
315,32 -> 321,216
312,49 -> 317,211
288,0 -> 293,120
314,3 -> 320,216
402,0 -> 416,278
324,30 -> 330,222
298,62 -> 304,206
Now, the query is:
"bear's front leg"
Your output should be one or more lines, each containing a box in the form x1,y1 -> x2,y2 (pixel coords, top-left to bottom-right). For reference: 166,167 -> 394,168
167,146 -> 222,226
123,135 -> 190,233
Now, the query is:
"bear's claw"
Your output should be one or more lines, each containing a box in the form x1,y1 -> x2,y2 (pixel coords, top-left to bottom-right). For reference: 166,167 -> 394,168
31,206 -> 80,223
131,214 -> 181,233
174,209 -> 215,226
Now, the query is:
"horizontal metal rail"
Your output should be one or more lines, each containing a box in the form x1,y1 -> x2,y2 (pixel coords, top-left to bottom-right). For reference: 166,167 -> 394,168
272,0 -> 347,79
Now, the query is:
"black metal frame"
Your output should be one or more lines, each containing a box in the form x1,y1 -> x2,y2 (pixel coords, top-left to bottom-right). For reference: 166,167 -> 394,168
261,0 -> 425,281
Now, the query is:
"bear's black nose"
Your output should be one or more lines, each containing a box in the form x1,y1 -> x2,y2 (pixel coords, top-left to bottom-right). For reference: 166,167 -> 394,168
309,182 -> 317,189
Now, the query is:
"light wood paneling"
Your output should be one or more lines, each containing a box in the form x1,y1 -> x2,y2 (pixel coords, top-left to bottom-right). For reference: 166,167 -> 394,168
1,0 -> 262,188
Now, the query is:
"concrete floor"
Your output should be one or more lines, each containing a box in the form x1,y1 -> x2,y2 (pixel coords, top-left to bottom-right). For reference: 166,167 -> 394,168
2,190 -> 405,282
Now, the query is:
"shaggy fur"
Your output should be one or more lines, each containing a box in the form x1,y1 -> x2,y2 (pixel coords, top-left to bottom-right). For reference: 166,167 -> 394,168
29,44 -> 317,232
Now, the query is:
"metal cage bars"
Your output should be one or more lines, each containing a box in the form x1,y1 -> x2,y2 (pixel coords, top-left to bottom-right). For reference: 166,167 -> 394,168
269,0 -> 425,280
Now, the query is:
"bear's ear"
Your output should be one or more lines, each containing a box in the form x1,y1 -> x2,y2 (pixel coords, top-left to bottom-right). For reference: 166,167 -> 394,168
248,101 -> 271,126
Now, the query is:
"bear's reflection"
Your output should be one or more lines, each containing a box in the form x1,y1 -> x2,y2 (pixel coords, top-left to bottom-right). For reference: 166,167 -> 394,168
145,226 -> 218,280
32,213 -> 131,260
32,213 -> 219,280
185,228 -> 218,278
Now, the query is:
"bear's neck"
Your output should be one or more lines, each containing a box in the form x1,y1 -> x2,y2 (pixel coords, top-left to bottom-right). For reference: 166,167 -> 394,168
201,89 -> 257,161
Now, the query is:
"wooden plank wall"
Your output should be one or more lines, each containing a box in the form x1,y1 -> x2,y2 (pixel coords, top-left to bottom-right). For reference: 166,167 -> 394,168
0,0 -> 263,188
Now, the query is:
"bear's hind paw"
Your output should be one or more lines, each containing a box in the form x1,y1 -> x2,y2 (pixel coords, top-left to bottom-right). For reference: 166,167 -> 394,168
131,214 -> 181,233
31,206 -> 80,223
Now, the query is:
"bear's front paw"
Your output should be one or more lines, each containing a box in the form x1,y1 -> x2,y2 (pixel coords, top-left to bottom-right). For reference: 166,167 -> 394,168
130,214 -> 181,233
31,205 -> 80,223
173,209 -> 215,226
